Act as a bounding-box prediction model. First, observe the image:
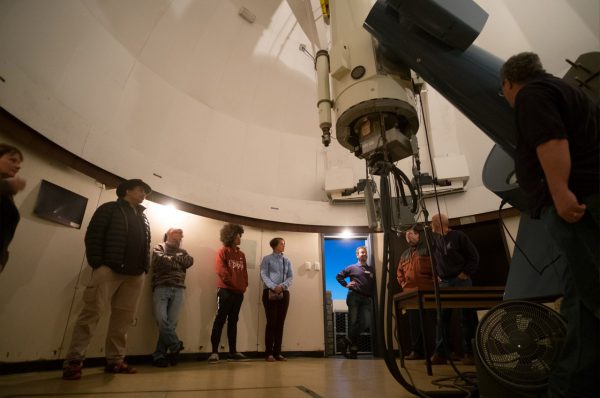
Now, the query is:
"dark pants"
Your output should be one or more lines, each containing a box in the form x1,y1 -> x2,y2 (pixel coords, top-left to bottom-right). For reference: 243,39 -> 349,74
542,195 -> 600,398
408,309 -> 429,356
210,288 -> 244,353
434,277 -> 476,356
346,291 -> 372,350
262,289 -> 290,356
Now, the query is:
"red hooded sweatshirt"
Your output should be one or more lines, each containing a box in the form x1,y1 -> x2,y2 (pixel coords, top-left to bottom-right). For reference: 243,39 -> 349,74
215,246 -> 248,293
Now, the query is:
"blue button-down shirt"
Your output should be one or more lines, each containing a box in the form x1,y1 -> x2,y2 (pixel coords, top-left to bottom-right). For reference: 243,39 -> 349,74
260,252 -> 293,290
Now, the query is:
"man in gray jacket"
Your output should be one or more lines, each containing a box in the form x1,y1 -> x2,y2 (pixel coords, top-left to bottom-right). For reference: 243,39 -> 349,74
151,228 -> 194,367
62,179 -> 151,380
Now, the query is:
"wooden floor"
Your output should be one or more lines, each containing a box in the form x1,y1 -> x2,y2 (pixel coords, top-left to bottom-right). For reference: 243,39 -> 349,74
0,356 -> 478,398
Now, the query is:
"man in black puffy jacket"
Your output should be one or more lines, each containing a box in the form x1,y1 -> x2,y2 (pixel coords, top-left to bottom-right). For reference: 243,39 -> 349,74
62,179 -> 151,380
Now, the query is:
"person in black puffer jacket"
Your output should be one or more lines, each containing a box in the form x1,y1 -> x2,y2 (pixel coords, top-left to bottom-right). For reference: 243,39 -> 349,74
62,179 -> 151,380
0,143 -> 26,274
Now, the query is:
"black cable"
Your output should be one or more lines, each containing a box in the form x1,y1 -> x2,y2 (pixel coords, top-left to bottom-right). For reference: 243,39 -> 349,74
378,174 -> 438,398
378,167 -> 473,398
497,200 -> 561,276
416,93 -> 477,386
391,165 -> 418,213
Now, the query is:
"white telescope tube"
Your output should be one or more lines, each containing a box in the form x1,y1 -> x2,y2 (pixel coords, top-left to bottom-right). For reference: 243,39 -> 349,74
315,49 -> 333,146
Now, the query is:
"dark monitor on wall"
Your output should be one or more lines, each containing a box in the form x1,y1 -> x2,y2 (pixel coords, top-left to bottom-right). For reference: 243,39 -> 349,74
33,180 -> 88,229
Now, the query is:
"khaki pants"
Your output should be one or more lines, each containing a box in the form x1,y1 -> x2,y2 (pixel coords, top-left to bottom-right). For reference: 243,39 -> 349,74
65,266 -> 144,364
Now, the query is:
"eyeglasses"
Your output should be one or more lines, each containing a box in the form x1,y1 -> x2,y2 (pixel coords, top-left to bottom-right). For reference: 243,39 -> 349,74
498,80 -> 506,97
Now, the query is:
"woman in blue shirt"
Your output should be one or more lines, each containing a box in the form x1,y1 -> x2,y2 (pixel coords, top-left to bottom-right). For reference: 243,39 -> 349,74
260,237 -> 293,361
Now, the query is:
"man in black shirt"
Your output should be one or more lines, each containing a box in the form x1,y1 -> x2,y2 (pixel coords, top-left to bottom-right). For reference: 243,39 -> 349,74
501,52 -> 599,398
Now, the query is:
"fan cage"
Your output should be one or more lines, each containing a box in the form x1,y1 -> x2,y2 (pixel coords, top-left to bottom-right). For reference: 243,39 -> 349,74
475,300 -> 566,391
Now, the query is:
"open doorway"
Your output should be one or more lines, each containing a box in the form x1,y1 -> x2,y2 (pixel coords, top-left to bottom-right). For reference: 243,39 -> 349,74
321,234 -> 375,357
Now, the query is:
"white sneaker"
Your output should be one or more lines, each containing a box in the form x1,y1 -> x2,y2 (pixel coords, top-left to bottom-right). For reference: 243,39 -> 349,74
208,353 -> 219,364
227,352 -> 249,361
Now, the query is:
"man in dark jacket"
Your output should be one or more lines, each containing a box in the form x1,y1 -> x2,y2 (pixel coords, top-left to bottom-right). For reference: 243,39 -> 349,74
0,143 -> 26,273
62,179 -> 151,380
430,213 -> 479,365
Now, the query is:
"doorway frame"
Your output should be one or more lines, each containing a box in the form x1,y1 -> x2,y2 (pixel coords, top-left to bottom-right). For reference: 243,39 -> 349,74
320,232 -> 376,357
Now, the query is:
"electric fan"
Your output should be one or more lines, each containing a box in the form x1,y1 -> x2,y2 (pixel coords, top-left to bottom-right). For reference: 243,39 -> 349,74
475,300 -> 567,398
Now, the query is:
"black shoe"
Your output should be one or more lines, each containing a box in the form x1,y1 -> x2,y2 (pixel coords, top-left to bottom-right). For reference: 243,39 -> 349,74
168,341 -> 184,366
152,357 -> 169,368
429,353 -> 447,365
340,337 -> 352,358
461,354 -> 475,366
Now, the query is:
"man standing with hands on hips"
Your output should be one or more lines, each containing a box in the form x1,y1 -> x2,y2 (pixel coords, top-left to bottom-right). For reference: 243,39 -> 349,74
336,246 -> 374,359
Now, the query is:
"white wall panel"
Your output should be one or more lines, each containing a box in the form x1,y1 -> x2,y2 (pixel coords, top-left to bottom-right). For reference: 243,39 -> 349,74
0,131 -> 325,360
0,0 -> 598,225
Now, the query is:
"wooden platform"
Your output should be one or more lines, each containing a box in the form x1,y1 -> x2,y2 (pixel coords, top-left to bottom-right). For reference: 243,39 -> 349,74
393,286 -> 506,376
393,286 -> 506,311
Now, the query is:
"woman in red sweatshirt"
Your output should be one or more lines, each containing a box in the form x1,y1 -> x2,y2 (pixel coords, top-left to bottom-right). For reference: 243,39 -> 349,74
208,223 -> 249,363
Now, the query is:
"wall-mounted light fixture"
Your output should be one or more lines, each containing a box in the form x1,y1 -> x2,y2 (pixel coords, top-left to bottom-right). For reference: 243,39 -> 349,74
238,7 -> 256,24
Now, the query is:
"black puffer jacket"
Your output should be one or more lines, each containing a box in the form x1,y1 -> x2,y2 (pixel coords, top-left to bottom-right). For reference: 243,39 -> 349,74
84,199 -> 151,275
0,181 -> 20,271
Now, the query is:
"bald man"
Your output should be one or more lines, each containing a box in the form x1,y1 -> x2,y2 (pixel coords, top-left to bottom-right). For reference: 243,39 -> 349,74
430,213 -> 479,365
151,228 -> 194,367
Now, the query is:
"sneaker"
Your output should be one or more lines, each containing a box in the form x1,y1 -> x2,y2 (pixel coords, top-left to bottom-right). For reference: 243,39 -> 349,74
275,355 -> 287,362
227,352 -> 249,361
265,355 -> 276,362
208,353 -> 219,364
62,360 -> 82,380
104,362 -> 137,374
152,357 -> 169,368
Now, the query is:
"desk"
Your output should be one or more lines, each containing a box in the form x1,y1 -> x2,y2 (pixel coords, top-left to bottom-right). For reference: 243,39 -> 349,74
393,286 -> 505,375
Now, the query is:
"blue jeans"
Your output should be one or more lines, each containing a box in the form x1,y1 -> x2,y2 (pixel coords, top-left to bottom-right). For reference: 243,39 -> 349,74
542,195 -> 600,398
434,277 -> 476,356
346,291 -> 373,349
152,286 -> 184,360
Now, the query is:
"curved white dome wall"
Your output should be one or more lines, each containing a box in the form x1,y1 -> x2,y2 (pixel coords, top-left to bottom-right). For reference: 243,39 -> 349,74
0,0 -> 368,226
0,0 -> 598,226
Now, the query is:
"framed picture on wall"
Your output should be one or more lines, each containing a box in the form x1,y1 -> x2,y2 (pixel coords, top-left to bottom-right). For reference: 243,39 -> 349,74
33,180 -> 88,229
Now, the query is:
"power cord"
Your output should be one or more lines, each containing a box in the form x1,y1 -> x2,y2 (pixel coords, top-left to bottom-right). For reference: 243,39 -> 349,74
497,200 -> 561,276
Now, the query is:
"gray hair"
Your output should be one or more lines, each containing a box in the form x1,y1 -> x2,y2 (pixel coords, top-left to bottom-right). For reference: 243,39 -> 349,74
500,52 -> 546,84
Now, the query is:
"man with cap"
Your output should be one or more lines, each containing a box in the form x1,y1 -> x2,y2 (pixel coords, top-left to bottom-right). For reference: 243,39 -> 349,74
62,179 -> 152,380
